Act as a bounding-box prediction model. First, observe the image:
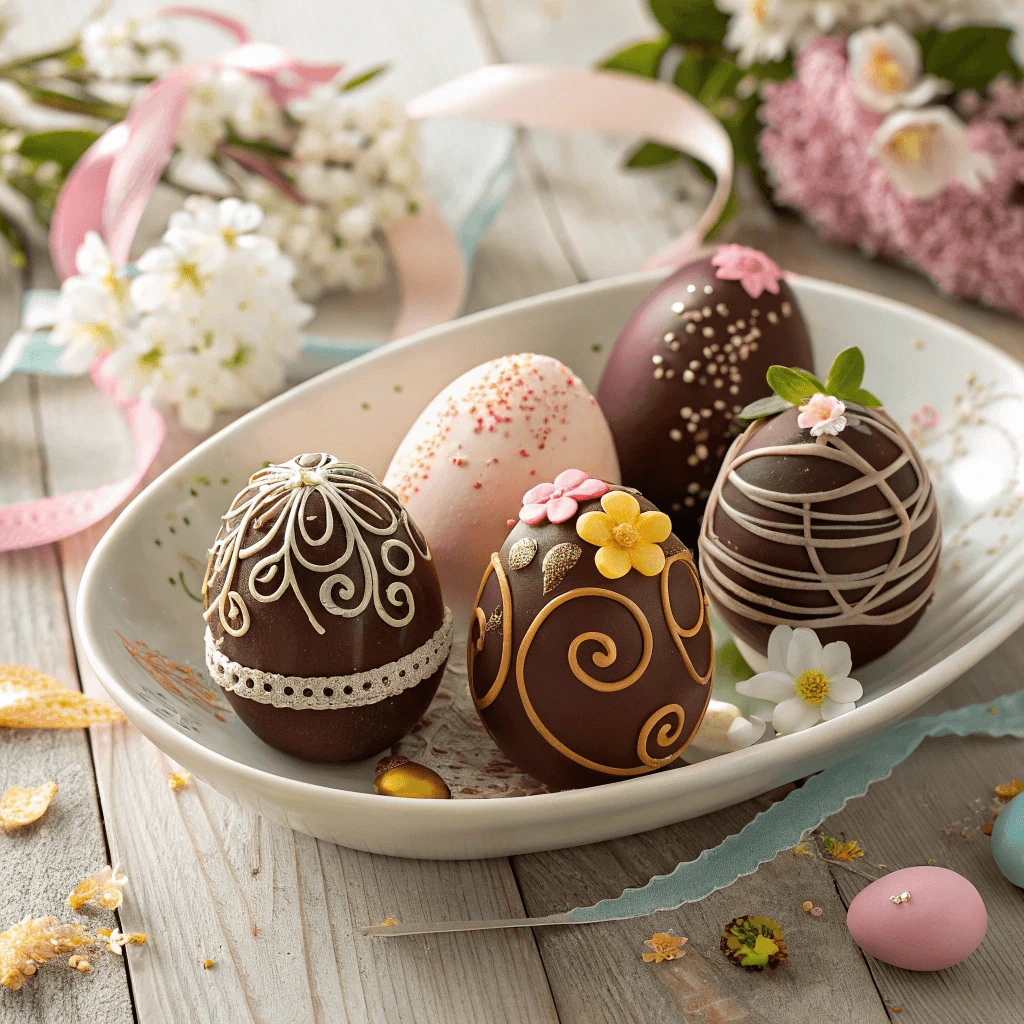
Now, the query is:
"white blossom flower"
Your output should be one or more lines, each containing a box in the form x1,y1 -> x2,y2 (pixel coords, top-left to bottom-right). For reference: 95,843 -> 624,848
80,17 -> 176,81
869,105 -> 995,200
689,699 -> 767,754
737,626 -> 863,735
848,24 -> 949,112
797,393 -> 847,436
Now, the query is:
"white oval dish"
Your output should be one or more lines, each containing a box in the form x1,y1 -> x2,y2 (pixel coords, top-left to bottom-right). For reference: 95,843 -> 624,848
78,271 -> 1024,859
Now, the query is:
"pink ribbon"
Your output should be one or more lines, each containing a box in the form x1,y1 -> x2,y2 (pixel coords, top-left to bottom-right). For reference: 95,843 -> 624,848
0,15 -> 733,554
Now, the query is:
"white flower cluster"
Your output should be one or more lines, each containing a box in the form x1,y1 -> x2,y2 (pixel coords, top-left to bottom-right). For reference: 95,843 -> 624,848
49,197 -> 313,431
175,73 -> 425,299
80,16 -> 177,81
718,0 -> 1023,66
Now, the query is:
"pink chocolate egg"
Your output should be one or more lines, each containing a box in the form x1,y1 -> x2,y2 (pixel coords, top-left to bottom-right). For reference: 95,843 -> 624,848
846,865 -> 986,971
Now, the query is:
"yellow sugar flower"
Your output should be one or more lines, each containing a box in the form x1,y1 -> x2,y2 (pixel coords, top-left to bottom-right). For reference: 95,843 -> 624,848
576,490 -> 671,579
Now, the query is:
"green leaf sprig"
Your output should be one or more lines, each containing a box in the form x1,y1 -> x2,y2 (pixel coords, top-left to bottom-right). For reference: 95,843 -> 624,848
738,346 -> 882,422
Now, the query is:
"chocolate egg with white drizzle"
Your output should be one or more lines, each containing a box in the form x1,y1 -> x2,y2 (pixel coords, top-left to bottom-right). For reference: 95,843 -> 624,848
202,454 -> 452,762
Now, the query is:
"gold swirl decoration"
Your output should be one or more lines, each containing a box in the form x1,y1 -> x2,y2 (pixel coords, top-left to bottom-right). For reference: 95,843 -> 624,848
468,554 -> 512,711
661,550 -> 714,685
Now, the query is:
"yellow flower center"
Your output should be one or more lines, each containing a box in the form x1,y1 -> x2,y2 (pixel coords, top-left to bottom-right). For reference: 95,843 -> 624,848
794,669 -> 830,706
864,45 -> 907,93
222,228 -> 238,248
611,522 -> 641,549
887,124 -> 939,165
751,0 -> 768,26
178,262 -> 204,290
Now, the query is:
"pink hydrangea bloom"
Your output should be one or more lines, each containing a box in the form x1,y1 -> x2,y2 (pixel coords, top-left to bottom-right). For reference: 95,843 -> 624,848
711,244 -> 783,298
519,469 -> 609,525
759,38 -> 1024,319
798,393 -> 847,436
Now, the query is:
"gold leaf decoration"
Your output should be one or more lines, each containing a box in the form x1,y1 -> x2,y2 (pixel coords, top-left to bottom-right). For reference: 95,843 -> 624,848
508,537 -> 538,571
542,543 -> 582,595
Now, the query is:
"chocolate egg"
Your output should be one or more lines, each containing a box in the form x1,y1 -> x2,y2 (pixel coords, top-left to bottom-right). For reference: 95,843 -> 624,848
597,246 -> 813,548
699,404 -> 941,669
202,454 -> 452,762
467,481 -> 714,790
384,353 -> 620,622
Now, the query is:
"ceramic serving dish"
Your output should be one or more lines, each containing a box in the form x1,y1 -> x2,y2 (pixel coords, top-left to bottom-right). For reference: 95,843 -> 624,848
78,270 -> 1024,859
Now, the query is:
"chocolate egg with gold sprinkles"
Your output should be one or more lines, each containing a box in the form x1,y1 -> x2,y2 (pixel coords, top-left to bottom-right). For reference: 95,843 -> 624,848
468,472 -> 714,790
597,245 -> 814,549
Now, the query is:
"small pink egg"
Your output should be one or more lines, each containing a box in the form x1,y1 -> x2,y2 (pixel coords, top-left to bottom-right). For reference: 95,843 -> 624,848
846,865 -> 986,971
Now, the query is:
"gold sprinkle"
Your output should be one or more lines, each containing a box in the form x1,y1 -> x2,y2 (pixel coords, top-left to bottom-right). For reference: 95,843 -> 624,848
671,301 -> 685,314
703,285 -> 713,295
809,906 -> 823,918
801,900 -> 813,912
890,891 -> 911,905
652,354 -> 663,365
508,537 -> 538,571
989,707 -> 1000,715
913,338 -> 923,349
682,370 -> 695,383
203,958 -> 215,969
381,917 -> 398,928
542,543 -> 582,595
669,429 -> 682,442
167,771 -> 192,791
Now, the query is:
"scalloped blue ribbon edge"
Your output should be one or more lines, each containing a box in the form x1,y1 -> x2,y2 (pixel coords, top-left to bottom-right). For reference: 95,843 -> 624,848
567,689 -> 1024,924
0,145 -> 515,384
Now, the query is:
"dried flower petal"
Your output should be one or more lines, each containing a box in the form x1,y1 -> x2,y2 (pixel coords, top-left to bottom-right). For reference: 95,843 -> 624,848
167,771 -> 192,791
820,835 -> 864,862
642,932 -> 687,963
67,864 -> 128,913
0,665 -> 125,729
0,916 -> 97,990
791,843 -> 811,856
995,780 -> 1024,801
721,916 -> 788,971
0,782 -> 58,828
67,955 -> 90,972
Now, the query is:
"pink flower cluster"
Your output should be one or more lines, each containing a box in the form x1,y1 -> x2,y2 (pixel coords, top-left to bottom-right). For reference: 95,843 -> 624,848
759,38 -> 1024,318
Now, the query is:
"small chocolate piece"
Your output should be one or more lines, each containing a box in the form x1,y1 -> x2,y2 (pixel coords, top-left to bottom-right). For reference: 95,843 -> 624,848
202,454 -> 452,762
468,486 -> 714,790
598,246 -> 813,549
699,406 -> 941,668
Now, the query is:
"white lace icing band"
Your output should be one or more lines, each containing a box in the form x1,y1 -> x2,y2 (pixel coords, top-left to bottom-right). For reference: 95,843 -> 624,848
205,607 -> 453,711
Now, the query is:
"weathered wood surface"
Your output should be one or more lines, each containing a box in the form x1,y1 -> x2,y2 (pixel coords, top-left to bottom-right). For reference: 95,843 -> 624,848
2,0 -> 1024,1021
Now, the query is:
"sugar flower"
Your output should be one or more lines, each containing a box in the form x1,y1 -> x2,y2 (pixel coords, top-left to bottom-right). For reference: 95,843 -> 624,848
576,490 -> 671,579
642,932 -> 687,963
689,700 -> 766,755
797,393 -> 847,436
519,469 -> 609,525
736,626 -> 863,735
869,106 -> 996,200
711,244 -> 782,298
848,24 -> 949,113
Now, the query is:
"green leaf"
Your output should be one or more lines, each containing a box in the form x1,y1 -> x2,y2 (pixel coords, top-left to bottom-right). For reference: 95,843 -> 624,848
625,141 -> 683,168
600,37 -> 671,79
706,185 -> 738,238
738,393 -> 793,421
716,639 -> 754,682
650,0 -> 728,44
917,25 -> 1022,93
824,346 -> 865,399
17,129 -> 99,172
673,51 -> 722,97
342,64 -> 388,90
766,365 -> 821,405
849,387 -> 883,408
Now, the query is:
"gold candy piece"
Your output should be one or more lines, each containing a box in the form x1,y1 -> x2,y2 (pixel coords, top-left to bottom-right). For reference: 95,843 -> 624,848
541,542 -> 582,594
373,755 -> 451,800
890,891 -> 911,905
508,537 -> 538,571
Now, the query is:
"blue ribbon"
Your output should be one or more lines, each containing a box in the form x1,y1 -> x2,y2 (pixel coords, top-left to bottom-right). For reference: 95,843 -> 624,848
569,690 -> 1024,923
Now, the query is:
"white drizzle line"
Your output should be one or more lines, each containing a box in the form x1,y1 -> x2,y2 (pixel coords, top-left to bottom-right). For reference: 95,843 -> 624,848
699,408 -> 941,630
202,454 -> 432,638
205,608 -> 452,711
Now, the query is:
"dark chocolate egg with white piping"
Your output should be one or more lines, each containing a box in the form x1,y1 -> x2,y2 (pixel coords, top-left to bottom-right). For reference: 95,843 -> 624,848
597,245 -> 814,549
202,454 -> 451,762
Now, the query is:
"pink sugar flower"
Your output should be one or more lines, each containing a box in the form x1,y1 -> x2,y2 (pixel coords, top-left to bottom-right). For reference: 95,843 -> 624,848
519,469 -> 609,525
798,393 -> 847,437
711,245 -> 783,298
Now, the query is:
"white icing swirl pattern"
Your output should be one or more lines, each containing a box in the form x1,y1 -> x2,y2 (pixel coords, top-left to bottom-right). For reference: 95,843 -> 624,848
699,408 -> 941,630
202,454 -> 432,638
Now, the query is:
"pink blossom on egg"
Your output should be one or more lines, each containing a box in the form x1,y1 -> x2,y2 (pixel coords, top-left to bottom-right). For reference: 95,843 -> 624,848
711,245 -> 783,298
519,469 -> 609,525
798,393 -> 847,437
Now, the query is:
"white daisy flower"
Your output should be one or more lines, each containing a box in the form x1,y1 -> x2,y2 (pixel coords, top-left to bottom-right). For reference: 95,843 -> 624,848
736,626 -> 863,735
869,105 -> 996,200
848,24 -> 950,112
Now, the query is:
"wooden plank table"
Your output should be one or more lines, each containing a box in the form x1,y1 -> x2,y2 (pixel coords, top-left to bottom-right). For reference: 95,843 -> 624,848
2,1 -> 1023,1020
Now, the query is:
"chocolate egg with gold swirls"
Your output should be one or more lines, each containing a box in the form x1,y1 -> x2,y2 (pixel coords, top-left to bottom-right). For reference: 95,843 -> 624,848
468,473 -> 714,790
